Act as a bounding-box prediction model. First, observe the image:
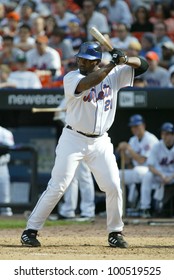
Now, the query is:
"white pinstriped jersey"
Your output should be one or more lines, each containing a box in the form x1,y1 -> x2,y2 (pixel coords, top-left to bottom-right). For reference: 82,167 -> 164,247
64,65 -> 134,135
147,139 -> 174,173
128,131 -> 159,167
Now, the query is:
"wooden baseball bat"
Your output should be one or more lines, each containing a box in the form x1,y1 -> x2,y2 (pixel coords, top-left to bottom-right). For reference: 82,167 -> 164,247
121,151 -> 126,218
89,26 -> 113,51
89,27 -> 127,64
32,107 -> 66,113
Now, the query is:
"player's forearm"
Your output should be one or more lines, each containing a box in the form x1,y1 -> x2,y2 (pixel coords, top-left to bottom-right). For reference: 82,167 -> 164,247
126,57 -> 142,68
76,63 -> 115,92
149,165 -> 164,178
127,147 -> 146,164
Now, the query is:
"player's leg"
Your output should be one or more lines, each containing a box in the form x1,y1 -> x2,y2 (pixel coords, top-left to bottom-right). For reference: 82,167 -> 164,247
119,169 -> 137,185
119,166 -> 148,185
77,161 -> 95,219
120,166 -> 148,208
21,128 -> 84,246
86,135 -> 127,248
0,166 -> 13,216
152,172 -> 174,213
26,131 -> 82,230
140,171 -> 157,217
127,183 -> 138,206
58,175 -> 78,219
88,152 -> 123,233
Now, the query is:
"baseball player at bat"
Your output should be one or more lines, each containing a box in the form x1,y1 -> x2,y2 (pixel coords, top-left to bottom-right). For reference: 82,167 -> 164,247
21,41 -> 148,248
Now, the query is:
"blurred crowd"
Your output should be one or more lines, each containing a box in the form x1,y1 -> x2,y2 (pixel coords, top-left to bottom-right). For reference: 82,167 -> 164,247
0,0 -> 174,89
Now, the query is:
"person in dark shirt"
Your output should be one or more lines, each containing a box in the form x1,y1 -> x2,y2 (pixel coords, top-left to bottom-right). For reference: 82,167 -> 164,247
131,6 -> 153,33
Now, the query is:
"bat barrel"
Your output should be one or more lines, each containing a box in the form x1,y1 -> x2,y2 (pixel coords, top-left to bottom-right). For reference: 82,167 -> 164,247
89,26 -> 113,51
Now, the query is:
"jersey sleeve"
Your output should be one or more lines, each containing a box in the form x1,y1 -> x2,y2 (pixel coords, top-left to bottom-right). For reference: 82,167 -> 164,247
146,144 -> 158,166
117,65 -> 134,89
63,70 -> 85,98
128,137 -> 135,149
141,136 -> 159,158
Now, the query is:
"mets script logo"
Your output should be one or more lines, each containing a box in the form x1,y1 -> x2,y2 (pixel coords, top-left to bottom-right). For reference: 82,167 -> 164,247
83,84 -> 112,111
159,157 -> 174,166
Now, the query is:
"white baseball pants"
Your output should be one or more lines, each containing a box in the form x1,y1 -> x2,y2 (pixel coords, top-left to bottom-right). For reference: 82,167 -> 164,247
0,165 -> 12,214
140,171 -> 174,209
119,166 -> 148,203
26,127 -> 124,233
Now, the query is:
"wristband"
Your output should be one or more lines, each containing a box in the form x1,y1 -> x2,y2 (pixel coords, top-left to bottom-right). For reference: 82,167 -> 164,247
124,55 -> 129,64
110,60 -> 117,66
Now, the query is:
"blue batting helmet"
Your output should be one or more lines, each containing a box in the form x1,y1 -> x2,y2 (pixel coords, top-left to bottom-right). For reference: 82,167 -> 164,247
161,122 -> 174,133
75,41 -> 102,61
128,114 -> 144,127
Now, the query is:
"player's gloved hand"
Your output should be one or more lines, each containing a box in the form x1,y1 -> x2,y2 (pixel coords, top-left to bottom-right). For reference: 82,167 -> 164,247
110,48 -> 128,65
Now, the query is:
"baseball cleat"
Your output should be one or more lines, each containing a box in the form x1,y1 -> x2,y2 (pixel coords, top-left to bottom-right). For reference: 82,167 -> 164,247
75,216 -> 95,222
58,214 -> 76,221
21,229 -> 41,247
140,209 -> 151,218
108,232 -> 128,248
0,207 -> 13,216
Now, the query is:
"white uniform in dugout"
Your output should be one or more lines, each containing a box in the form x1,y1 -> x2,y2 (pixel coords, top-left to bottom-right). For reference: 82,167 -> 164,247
0,126 -> 14,216
26,46 -> 62,76
119,130 -> 158,204
140,139 -> 174,210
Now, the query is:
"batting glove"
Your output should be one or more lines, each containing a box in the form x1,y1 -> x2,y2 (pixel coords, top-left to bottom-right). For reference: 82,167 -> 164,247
110,48 -> 128,65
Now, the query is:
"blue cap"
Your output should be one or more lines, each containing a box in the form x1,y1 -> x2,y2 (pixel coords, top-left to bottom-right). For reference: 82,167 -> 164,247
128,114 -> 144,127
161,122 -> 174,133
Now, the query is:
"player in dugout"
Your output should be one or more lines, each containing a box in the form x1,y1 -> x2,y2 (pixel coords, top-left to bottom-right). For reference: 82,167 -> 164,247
21,41 -> 148,248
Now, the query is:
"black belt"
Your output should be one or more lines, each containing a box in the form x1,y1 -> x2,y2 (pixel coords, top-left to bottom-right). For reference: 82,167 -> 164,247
66,125 -> 101,138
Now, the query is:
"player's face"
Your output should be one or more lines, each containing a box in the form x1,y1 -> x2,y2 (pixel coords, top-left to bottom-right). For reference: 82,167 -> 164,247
36,42 -> 46,54
76,57 -> 99,75
161,131 -> 174,147
130,124 -> 145,139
